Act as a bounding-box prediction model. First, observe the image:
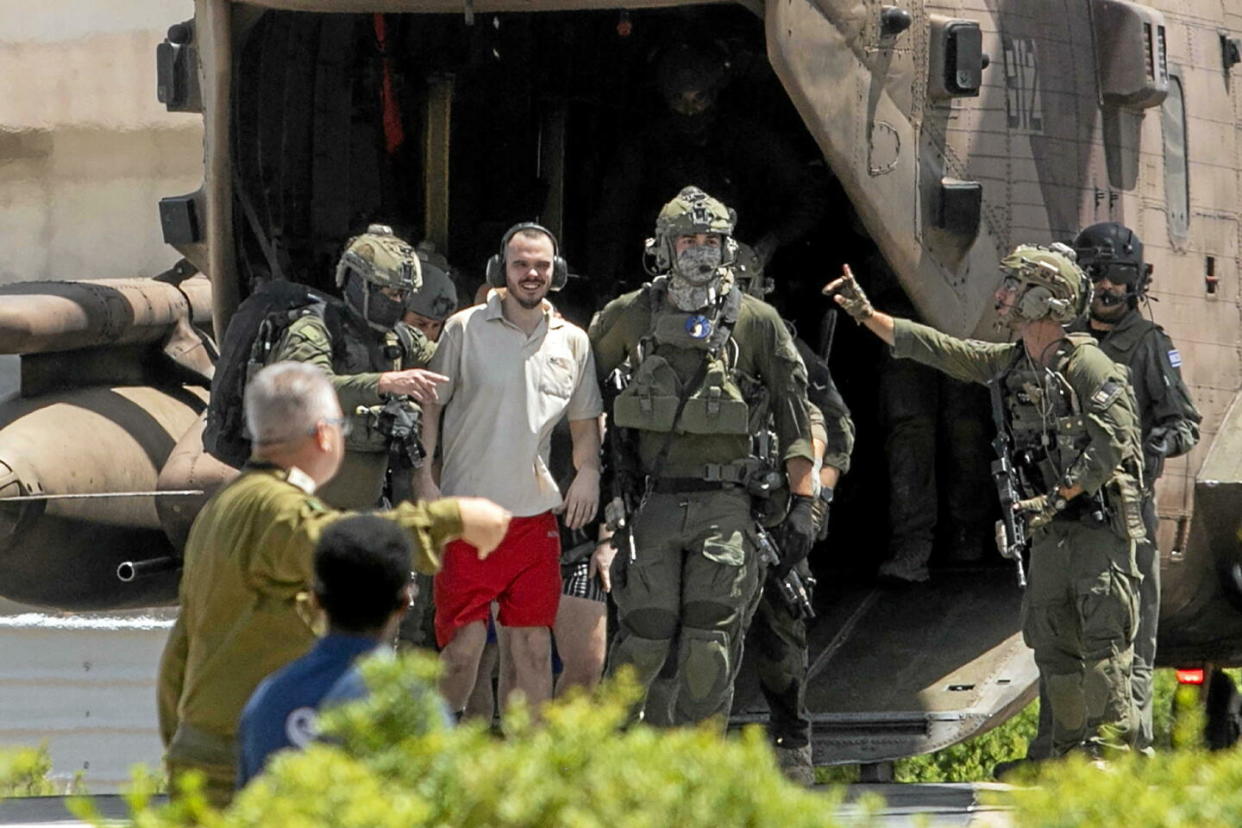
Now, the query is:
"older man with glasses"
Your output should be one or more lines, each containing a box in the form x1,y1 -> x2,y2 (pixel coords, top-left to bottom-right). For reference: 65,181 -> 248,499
158,361 -> 511,808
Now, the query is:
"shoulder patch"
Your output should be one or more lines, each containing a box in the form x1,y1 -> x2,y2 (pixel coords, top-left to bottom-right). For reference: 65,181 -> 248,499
1167,349 -> 1182,368
286,466 -> 317,494
1090,379 -> 1124,410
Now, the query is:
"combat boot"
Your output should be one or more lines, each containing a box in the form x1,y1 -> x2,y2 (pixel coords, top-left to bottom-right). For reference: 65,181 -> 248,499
774,743 -> 815,786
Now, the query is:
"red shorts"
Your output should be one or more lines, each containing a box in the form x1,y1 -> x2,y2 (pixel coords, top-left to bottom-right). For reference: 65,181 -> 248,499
433,510 -> 561,647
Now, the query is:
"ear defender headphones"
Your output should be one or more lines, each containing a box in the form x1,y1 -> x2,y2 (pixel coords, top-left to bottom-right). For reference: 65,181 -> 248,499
1013,263 -> 1092,324
485,222 -> 569,291
1016,284 -> 1056,321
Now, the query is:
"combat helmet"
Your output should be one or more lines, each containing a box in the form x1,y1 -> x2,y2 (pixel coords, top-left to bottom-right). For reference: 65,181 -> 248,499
999,242 -> 1091,325
406,243 -> 459,322
648,185 -> 739,274
1073,222 -> 1150,305
334,224 -> 422,332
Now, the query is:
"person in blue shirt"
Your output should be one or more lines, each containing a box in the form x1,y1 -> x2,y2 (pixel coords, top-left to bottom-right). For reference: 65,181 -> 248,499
236,514 -> 414,787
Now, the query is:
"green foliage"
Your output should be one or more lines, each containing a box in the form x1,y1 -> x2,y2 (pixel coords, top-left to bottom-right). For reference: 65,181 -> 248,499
115,653 -> 858,828
895,701 -> 1040,783
0,744 -> 85,797
0,745 -> 56,797
992,747 -> 1242,827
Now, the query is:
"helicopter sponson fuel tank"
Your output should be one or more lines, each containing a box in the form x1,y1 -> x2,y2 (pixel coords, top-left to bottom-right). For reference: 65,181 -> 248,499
0,272 -> 218,609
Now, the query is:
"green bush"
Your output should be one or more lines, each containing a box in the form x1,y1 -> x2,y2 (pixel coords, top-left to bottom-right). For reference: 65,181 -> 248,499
104,653 -> 858,828
993,746 -> 1242,827
0,744 -> 86,797
895,701 -> 1040,783
0,746 -> 56,797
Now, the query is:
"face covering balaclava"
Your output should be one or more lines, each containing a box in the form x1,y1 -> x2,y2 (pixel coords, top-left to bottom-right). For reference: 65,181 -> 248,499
668,245 -> 723,311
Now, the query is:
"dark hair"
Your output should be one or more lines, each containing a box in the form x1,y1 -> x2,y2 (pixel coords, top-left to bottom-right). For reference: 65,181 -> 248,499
314,516 -> 411,633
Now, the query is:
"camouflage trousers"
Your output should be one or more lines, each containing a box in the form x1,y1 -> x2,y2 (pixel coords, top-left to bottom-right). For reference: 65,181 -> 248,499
1022,518 -> 1139,757
748,564 -> 812,748
607,488 -> 762,725
1029,497 -> 1155,758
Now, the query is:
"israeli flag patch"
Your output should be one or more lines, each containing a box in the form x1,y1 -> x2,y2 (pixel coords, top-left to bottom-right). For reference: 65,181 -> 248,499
1168,349 -> 1182,368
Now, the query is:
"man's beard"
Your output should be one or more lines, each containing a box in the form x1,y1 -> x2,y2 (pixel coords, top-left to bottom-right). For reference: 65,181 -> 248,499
1089,296 -> 1128,323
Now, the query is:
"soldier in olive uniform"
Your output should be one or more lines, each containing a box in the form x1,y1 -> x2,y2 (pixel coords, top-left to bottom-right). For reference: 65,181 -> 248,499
748,338 -> 853,783
1009,223 -> 1203,760
589,186 -> 817,725
158,362 -> 510,807
826,244 -> 1146,759
730,247 -> 856,781
269,224 -> 445,509
1069,223 -> 1200,753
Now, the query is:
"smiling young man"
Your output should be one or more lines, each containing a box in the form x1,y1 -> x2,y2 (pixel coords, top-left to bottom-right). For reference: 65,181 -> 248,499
416,223 -> 603,717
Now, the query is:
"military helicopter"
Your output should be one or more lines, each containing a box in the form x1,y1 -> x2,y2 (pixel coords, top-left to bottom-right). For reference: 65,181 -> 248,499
0,0 -> 1239,766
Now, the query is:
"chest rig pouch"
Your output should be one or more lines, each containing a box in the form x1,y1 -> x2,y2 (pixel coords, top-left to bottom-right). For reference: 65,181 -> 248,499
613,279 -> 749,436
998,342 -> 1087,495
338,316 -> 420,454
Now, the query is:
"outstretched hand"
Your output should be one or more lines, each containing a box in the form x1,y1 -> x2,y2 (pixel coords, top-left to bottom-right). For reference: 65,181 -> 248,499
455,497 -> 512,558
378,368 -> 449,403
821,265 -> 874,324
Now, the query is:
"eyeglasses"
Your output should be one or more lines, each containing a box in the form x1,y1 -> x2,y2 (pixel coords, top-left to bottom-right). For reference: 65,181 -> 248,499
316,417 -> 353,438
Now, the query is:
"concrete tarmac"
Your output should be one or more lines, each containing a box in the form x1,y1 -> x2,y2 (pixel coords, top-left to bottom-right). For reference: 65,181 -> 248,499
0,785 -> 1014,827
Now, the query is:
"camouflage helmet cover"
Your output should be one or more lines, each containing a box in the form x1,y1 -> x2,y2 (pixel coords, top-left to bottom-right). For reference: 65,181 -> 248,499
1000,242 -> 1091,324
655,185 -> 736,239
649,186 -> 739,274
405,243 -> 459,321
334,224 -> 422,293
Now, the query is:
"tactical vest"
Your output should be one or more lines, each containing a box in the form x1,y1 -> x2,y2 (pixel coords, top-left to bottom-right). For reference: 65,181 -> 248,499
612,277 -> 750,437
999,337 -> 1089,495
278,309 -> 420,455
996,333 -> 1144,539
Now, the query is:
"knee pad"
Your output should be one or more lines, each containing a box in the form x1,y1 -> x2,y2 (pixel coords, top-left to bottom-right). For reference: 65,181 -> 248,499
607,630 -> 673,685
675,627 -> 732,720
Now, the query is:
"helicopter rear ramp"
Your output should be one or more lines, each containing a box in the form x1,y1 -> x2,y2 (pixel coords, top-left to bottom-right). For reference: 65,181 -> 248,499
733,566 -> 1037,764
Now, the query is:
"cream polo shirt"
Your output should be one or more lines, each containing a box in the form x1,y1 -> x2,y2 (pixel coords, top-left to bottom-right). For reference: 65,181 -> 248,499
429,291 -> 603,516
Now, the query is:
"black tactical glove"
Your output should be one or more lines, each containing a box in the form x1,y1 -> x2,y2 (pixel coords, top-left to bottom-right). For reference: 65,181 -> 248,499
778,494 -> 817,575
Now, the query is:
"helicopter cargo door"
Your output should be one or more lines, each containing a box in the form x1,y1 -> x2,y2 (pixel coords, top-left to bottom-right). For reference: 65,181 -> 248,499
732,567 -> 1037,764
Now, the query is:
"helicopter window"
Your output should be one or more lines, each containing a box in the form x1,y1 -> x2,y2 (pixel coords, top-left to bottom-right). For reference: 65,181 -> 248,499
1161,70 -> 1189,242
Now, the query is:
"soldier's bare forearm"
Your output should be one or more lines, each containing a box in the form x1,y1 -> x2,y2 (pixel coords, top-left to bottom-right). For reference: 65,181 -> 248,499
785,457 -> 815,496
418,401 -> 443,484
860,311 -> 896,346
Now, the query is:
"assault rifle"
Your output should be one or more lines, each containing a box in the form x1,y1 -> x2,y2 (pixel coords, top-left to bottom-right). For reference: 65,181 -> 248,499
358,396 -> 425,471
755,524 -> 817,620
602,367 -> 642,562
988,379 -> 1028,589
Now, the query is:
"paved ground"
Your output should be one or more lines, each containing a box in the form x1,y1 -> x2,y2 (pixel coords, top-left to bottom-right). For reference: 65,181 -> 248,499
0,785 -> 1014,827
